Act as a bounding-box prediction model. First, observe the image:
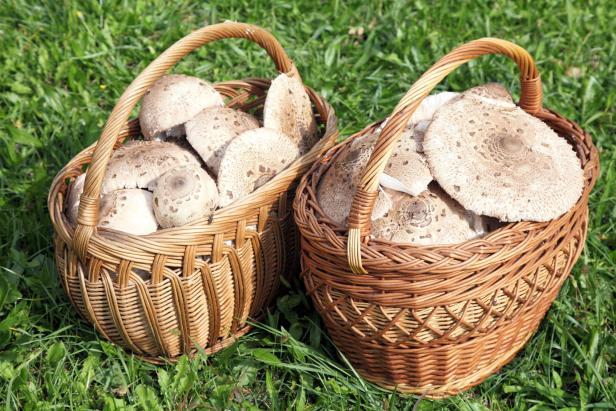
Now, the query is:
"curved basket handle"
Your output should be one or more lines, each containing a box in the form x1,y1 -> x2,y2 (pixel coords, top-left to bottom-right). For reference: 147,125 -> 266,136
347,37 -> 543,274
74,21 -> 297,258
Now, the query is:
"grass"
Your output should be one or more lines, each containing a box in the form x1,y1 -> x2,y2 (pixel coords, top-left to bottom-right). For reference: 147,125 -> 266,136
0,0 -> 615,409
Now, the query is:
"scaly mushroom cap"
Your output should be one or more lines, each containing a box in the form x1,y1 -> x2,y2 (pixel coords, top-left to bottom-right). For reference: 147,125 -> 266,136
185,107 -> 259,175
217,128 -> 300,207
152,165 -> 218,228
98,189 -> 158,235
400,120 -> 429,153
316,133 -> 393,226
102,140 -> 202,194
66,173 -> 86,224
263,72 -> 318,154
402,91 -> 460,152
371,185 -> 488,245
423,94 -> 584,222
138,74 -> 224,140
464,83 -> 515,108
380,136 -> 432,196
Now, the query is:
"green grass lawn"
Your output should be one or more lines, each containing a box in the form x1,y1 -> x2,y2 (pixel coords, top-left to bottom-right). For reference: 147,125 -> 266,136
1,0 -> 615,409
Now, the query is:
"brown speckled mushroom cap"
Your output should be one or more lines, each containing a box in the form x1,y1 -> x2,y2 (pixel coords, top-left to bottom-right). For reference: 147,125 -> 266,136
185,107 -> 259,175
463,83 -> 515,108
152,165 -> 219,228
263,72 -> 318,154
316,133 -> 393,226
380,136 -> 432,196
98,189 -> 158,235
423,95 -> 584,222
371,185 -> 488,245
217,128 -> 300,207
139,74 -> 224,140
66,173 -> 86,224
102,140 -> 201,194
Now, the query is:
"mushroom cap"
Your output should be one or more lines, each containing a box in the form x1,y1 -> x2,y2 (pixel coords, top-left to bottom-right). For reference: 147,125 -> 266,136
380,134 -> 432,196
152,165 -> 218,228
217,128 -> 300,207
66,173 -> 87,224
102,140 -> 202,194
263,73 -> 318,154
463,83 -> 515,108
98,189 -> 158,235
372,187 -> 393,220
185,107 -> 259,175
423,94 -> 584,222
316,133 -> 392,226
409,91 -> 460,124
396,91 -> 460,152
401,119 -> 431,153
138,74 -> 224,140
371,185 -> 488,245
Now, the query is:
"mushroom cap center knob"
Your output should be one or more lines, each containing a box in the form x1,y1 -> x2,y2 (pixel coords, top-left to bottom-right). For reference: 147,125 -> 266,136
498,134 -> 525,156
400,197 -> 433,228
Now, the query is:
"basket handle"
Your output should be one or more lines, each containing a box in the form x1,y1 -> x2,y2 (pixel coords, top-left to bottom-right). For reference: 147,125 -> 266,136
73,21 -> 297,258
347,37 -> 543,274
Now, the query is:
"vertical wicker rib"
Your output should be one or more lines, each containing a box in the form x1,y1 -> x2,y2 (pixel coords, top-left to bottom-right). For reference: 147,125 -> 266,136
48,22 -> 338,363
293,38 -> 598,397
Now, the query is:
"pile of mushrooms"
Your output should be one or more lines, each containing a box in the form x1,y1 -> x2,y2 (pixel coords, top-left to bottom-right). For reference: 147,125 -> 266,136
317,83 -> 584,245
65,73 -> 318,235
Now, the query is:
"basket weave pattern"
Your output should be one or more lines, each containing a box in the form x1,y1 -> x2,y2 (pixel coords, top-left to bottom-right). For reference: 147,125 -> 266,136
294,38 -> 598,396
48,23 -> 338,362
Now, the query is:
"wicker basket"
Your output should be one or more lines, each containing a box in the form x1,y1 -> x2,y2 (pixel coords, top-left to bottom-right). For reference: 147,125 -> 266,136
48,22 -> 338,362
293,38 -> 599,397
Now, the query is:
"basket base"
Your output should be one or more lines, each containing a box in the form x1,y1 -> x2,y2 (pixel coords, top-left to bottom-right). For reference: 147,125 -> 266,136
359,329 -> 534,398
134,323 -> 254,365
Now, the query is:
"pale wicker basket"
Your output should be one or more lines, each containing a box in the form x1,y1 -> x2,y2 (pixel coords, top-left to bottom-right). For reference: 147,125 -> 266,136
48,22 -> 338,362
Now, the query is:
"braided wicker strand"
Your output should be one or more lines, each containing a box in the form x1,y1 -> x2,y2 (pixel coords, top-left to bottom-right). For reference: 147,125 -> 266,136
293,38 -> 598,396
48,23 -> 338,362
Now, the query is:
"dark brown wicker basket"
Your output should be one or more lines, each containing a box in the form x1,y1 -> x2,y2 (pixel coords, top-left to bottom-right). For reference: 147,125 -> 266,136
48,22 -> 338,363
293,38 -> 599,397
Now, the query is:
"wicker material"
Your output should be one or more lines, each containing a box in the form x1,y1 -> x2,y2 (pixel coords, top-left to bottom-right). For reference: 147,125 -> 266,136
293,38 -> 598,397
48,22 -> 338,362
